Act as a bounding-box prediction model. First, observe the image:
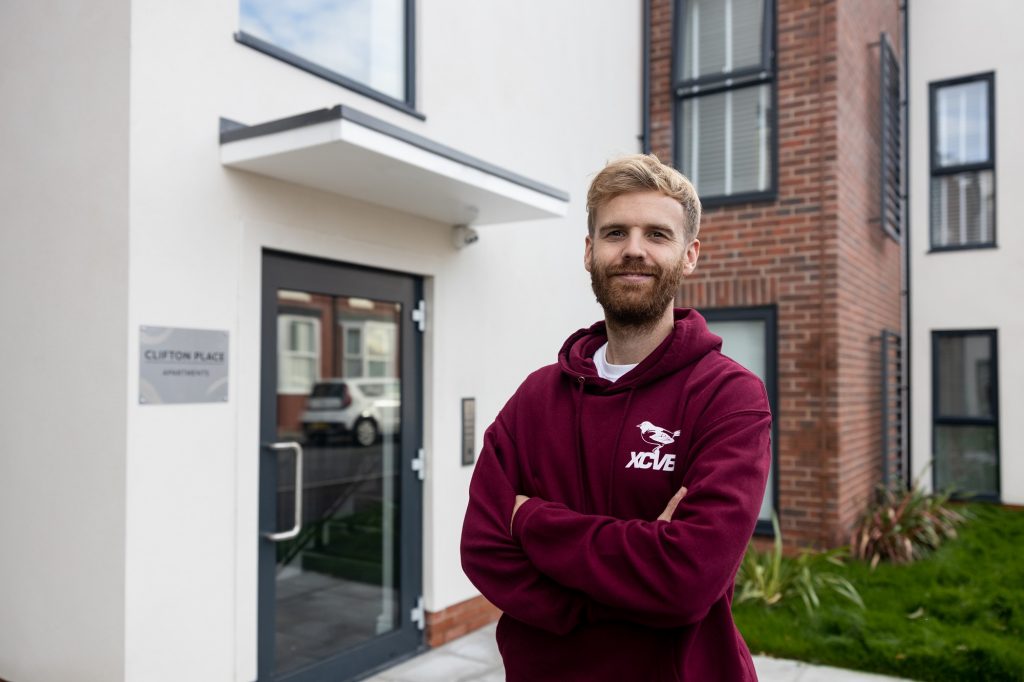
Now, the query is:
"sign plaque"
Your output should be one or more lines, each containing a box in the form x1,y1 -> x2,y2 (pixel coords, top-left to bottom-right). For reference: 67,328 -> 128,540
139,326 -> 229,405
461,398 -> 476,466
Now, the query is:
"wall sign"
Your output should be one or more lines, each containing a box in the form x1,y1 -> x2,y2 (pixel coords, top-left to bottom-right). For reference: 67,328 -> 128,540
461,397 -> 476,466
139,326 -> 229,404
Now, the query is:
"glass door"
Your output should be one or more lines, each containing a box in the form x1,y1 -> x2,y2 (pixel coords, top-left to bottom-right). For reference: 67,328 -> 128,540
259,251 -> 422,681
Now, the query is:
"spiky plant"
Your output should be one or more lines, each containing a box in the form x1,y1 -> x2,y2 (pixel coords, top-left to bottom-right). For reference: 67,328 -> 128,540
850,482 -> 967,569
736,512 -> 864,614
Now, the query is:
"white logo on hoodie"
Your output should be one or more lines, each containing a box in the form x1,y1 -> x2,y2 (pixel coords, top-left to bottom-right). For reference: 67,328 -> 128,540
626,421 -> 681,471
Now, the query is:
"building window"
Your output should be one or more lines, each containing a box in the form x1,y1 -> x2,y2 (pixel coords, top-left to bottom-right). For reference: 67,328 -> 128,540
278,314 -> 321,394
674,0 -> 775,204
703,306 -> 778,533
237,0 -> 416,113
929,73 -> 995,250
932,330 -> 999,500
878,32 -> 902,241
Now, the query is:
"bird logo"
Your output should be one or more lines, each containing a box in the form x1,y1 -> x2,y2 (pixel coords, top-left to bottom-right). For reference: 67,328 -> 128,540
636,421 -> 681,455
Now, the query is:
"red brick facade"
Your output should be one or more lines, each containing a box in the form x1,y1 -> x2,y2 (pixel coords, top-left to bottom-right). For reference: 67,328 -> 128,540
653,0 -> 903,547
426,595 -> 501,647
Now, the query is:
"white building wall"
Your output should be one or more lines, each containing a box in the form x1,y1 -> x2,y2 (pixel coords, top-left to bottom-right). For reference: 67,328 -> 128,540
122,2 -> 641,681
909,0 -> 1024,503
0,2 -> 130,681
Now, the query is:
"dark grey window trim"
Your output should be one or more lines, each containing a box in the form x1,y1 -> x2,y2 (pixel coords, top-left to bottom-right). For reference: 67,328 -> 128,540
671,0 -> 778,207
701,305 -> 779,536
235,0 -> 422,121
930,329 -> 1000,502
219,106 -> 569,203
927,71 -> 996,251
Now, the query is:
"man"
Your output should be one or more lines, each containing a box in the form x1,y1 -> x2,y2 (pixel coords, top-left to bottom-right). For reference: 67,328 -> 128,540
461,154 -> 771,681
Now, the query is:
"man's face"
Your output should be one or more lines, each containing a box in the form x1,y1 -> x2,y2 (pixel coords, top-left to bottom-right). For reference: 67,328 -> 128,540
585,190 -> 700,328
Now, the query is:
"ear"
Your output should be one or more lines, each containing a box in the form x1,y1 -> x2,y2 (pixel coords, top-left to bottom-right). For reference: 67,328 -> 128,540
584,234 -> 593,273
682,238 -> 700,275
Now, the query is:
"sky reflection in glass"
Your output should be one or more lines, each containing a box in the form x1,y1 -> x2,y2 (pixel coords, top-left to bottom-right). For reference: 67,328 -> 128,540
241,0 -> 405,100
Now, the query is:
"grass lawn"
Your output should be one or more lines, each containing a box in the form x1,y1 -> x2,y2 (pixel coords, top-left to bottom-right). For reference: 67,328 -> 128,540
733,504 -> 1024,681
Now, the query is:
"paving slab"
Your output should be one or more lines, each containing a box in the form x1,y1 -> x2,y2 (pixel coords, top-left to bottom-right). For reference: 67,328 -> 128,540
364,625 -> 915,681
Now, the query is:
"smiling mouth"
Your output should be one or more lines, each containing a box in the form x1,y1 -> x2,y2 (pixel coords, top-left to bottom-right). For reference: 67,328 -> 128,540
611,272 -> 657,281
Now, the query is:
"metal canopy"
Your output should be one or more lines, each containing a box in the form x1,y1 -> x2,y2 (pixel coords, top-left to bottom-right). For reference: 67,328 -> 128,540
220,106 -> 569,226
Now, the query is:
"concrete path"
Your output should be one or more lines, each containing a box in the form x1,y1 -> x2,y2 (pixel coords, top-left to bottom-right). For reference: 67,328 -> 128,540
364,623 -> 914,682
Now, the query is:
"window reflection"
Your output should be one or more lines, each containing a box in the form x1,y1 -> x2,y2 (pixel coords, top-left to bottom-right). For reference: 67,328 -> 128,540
240,0 -> 406,100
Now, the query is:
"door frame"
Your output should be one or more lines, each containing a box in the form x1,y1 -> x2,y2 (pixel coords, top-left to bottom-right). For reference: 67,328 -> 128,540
258,250 -> 424,681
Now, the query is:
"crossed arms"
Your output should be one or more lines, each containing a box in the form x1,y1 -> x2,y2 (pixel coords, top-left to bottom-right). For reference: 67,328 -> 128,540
460,388 -> 771,635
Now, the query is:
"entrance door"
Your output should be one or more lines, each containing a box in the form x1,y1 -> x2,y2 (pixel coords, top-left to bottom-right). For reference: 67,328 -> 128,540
259,251 -> 423,681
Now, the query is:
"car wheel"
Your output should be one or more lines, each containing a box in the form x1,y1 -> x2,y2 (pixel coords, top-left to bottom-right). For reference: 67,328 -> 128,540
354,418 -> 378,447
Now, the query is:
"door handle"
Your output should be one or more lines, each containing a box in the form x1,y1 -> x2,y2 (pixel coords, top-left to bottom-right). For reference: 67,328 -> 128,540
263,441 -> 304,541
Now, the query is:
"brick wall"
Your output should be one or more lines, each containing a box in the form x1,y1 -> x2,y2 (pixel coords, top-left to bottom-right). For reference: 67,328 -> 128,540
833,0 -> 902,537
426,595 -> 501,647
651,0 -> 902,547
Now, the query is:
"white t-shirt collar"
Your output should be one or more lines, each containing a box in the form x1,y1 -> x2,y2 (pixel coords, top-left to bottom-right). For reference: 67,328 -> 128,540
593,342 -> 638,383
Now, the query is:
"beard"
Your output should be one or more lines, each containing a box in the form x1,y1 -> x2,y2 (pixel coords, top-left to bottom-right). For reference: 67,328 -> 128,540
590,255 -> 687,331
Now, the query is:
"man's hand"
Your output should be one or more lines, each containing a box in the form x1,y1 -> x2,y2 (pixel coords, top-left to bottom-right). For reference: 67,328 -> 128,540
656,485 -> 687,522
511,495 -> 531,534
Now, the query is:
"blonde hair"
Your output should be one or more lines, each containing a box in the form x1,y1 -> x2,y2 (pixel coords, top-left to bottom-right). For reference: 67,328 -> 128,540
586,154 -> 701,242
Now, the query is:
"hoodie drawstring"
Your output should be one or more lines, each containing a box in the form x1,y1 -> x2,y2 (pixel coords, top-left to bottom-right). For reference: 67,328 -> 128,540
574,376 -> 591,513
605,387 -> 636,511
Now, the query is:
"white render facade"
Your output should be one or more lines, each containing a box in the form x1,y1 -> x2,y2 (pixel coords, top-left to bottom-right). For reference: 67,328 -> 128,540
908,0 -> 1024,504
0,2 -> 642,681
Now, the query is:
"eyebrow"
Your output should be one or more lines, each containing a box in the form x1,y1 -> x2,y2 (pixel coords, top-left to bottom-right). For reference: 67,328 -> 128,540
597,222 -> 679,236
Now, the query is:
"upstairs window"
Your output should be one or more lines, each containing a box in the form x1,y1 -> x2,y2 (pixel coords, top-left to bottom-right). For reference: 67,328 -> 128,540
929,73 -> 995,250
674,0 -> 775,204
238,0 -> 415,112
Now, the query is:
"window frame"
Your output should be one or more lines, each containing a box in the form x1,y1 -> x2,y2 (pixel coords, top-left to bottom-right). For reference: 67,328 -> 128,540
672,0 -> 778,207
701,305 -> 779,536
930,329 -> 1000,502
235,0 -> 422,120
927,71 -> 996,252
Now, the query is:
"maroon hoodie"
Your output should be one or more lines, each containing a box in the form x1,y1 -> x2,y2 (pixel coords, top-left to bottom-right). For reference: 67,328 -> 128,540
461,309 -> 772,681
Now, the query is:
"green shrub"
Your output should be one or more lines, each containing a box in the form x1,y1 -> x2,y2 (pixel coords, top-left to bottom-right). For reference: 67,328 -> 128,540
736,512 -> 864,614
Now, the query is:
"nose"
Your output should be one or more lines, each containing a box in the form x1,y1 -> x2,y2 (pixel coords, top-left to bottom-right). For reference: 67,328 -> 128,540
622,230 -> 647,260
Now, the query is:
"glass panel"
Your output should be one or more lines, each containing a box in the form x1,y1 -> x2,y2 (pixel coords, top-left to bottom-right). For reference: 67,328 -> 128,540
935,425 -> 998,497
681,84 -> 772,197
935,80 -> 990,167
706,319 -> 773,522
240,0 -> 406,100
936,334 -> 993,419
274,290 -> 402,676
681,0 -> 764,80
930,170 -> 994,247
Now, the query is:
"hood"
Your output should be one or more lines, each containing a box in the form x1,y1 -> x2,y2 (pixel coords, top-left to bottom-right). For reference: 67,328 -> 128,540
558,308 -> 722,392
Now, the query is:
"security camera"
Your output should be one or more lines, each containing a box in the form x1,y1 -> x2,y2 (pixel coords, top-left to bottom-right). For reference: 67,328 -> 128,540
452,225 -> 479,250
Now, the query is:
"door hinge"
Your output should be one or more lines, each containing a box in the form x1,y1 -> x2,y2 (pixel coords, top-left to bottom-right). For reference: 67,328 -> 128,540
411,299 -> 426,332
411,448 -> 426,481
411,596 -> 426,631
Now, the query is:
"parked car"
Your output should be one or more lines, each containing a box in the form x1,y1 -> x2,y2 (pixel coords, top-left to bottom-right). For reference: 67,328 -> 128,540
301,378 -> 400,447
